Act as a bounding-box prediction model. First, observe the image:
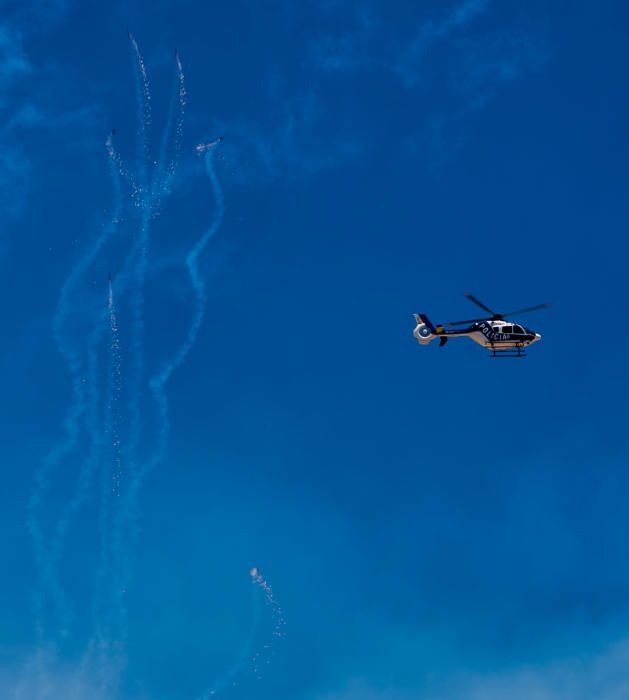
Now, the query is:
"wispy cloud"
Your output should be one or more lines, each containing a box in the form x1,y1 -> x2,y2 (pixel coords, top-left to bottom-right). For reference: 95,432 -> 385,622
0,148 -> 31,220
309,0 -> 546,97
185,1 -> 546,187
0,8 -> 99,226
310,4 -> 378,73
211,1 -> 517,185
395,0 -> 491,88
306,0 -> 548,166
310,0 -> 491,84
0,24 -> 31,87
0,22 -> 37,223
31,0 -> 70,21
450,31 -> 548,108
204,86 -> 363,186
316,638 -> 629,700
6,102 -> 100,132
0,648 -> 121,700
6,0 -> 72,30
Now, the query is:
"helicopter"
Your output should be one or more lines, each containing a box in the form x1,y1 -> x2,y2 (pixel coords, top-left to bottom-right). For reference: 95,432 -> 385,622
413,293 -> 550,357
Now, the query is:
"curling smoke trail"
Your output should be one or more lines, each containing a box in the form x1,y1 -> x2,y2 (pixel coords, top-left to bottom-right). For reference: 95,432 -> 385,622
198,577 -> 261,699
28,38 -> 242,700
148,147 -> 224,461
198,568 -> 286,699
28,131 -> 124,645
106,145 -> 224,648
99,42 -> 188,652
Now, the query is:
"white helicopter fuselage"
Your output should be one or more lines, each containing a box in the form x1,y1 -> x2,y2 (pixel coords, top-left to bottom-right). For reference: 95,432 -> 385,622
413,315 -> 541,353
413,294 -> 548,356
467,320 -> 541,349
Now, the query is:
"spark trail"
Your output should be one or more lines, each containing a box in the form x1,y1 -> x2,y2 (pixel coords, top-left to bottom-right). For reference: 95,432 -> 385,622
96,273 -> 123,606
124,31 -> 154,506
128,31 -> 152,188
107,274 -> 123,500
89,273 -> 125,697
155,50 -> 187,210
198,568 -> 286,699
171,51 -> 187,176
100,45 -> 190,650
249,567 -> 287,673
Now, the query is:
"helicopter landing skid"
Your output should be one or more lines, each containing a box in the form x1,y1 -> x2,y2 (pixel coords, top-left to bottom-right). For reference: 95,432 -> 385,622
489,346 -> 527,358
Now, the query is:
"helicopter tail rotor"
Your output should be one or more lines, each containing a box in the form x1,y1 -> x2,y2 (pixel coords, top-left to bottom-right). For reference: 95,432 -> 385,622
413,313 -> 443,346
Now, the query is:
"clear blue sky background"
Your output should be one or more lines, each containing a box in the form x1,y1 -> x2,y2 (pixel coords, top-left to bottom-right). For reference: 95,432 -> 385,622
1,1 -> 629,699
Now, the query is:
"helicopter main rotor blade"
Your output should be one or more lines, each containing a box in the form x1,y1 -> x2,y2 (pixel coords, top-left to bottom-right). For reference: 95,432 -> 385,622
463,292 -> 498,316
445,317 -> 492,327
501,303 -> 551,317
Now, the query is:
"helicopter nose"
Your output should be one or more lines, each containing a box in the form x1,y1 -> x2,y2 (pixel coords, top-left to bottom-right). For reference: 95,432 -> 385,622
534,333 -> 542,342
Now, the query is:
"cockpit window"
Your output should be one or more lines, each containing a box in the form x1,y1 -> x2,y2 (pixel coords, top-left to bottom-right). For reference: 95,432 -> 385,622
514,325 -> 524,334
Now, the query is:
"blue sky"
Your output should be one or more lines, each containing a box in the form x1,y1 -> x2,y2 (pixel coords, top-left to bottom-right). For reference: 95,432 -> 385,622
1,1 -> 629,698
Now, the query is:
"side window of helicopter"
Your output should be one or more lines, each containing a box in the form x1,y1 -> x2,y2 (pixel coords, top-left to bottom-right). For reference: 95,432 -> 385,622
502,325 -> 513,334
514,325 -> 524,334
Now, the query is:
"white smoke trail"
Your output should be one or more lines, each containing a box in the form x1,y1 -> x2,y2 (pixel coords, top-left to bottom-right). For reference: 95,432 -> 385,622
28,131 -> 124,646
167,51 -> 187,181
125,33 -> 155,521
153,51 -> 187,215
122,35 -> 155,603
87,275 -> 125,697
128,31 -> 152,189
27,39 -> 238,700
92,275 -> 123,630
97,39 -> 189,656
106,146 -> 224,651
148,147 -> 224,459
